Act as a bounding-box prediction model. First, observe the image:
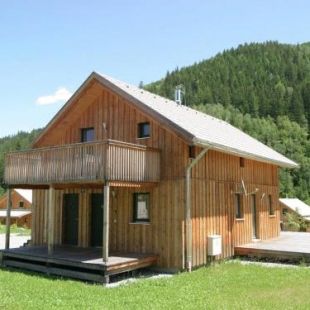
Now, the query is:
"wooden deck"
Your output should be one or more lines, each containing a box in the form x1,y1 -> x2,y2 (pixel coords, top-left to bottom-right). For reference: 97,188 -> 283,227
0,245 -> 158,283
235,232 -> 310,261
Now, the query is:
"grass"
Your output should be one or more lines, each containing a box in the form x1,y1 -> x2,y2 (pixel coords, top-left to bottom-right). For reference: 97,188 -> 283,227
0,224 -> 31,236
0,261 -> 310,309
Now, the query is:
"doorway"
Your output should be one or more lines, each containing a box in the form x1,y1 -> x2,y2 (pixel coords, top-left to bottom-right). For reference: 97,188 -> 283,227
63,194 -> 79,245
90,193 -> 103,247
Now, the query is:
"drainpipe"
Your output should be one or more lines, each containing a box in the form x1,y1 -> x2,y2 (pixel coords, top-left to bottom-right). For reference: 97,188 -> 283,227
186,147 -> 211,272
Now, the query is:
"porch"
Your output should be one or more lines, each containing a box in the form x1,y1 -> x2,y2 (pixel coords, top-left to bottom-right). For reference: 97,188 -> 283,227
0,245 -> 158,283
234,231 -> 310,262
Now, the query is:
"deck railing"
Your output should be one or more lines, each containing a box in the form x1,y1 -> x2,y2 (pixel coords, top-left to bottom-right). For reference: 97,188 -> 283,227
4,140 -> 160,185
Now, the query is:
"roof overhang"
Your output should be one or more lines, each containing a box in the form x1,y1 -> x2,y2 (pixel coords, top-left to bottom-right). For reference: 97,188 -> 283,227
193,138 -> 298,169
0,210 -> 32,218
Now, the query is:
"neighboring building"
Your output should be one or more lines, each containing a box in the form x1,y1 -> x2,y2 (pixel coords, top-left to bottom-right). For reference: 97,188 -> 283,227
3,72 -> 298,274
0,189 -> 32,229
279,198 -> 310,231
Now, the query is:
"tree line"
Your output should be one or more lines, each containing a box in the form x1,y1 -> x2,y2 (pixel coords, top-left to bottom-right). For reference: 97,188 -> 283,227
1,41 -> 310,202
145,41 -> 310,203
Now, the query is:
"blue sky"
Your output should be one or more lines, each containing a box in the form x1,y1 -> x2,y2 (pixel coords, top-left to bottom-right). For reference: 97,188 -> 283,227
1,0 -> 310,138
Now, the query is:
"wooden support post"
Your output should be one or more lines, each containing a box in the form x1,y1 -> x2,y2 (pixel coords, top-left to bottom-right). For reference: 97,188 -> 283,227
5,188 -> 12,250
103,184 -> 110,262
48,186 -> 55,256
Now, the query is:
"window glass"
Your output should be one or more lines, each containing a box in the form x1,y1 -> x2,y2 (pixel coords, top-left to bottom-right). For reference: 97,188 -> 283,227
235,194 -> 243,219
133,193 -> 150,222
81,127 -> 94,142
268,195 -> 274,215
138,122 -> 150,138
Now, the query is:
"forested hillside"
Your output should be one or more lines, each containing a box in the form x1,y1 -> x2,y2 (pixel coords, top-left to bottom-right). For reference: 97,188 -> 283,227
145,41 -> 310,203
0,129 -> 41,196
1,42 -> 310,202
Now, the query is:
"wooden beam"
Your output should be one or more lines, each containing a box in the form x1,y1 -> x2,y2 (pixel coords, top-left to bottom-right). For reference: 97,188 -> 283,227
102,185 -> 110,262
5,188 -> 12,249
48,186 -> 55,255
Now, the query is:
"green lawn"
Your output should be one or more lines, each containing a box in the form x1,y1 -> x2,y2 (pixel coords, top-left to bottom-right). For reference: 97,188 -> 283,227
0,224 -> 31,236
0,261 -> 310,309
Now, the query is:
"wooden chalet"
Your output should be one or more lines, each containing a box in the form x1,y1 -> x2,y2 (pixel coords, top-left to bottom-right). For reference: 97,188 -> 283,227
0,189 -> 32,229
1,72 -> 298,282
279,198 -> 310,231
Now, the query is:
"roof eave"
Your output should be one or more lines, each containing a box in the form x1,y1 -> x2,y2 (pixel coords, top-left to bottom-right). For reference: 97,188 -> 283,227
193,138 -> 299,169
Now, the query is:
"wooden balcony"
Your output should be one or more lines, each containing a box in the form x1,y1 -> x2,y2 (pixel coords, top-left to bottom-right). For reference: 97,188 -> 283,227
4,140 -> 160,187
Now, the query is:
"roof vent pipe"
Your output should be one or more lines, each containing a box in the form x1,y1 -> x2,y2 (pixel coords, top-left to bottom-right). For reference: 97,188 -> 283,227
175,85 -> 185,105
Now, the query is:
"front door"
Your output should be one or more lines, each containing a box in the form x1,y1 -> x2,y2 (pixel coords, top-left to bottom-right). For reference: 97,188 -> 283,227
63,194 -> 79,245
90,193 -> 103,247
251,194 -> 257,239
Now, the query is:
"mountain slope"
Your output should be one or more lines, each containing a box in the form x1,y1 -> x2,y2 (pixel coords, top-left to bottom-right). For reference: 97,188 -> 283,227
145,41 -> 310,127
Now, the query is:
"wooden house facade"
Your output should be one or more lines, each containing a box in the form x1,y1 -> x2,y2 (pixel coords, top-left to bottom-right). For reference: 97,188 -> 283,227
2,72 -> 298,278
0,189 -> 32,229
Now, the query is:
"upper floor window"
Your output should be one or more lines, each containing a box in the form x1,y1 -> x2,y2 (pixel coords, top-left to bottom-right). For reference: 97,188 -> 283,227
138,122 -> 150,138
18,201 -> 24,208
189,146 -> 196,158
81,127 -> 94,142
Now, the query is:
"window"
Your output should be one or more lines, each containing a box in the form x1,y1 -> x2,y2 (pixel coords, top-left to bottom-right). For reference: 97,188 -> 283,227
138,122 -> 150,138
133,193 -> 150,223
283,208 -> 288,215
81,127 -> 94,142
18,201 -> 24,208
189,146 -> 196,158
235,194 -> 243,219
268,195 -> 274,215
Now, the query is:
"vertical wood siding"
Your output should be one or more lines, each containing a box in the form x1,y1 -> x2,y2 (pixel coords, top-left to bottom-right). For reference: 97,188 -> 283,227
29,81 -> 281,270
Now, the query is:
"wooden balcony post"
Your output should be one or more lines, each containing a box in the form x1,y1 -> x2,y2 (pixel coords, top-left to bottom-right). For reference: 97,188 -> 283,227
103,184 -> 110,262
48,185 -> 55,255
5,188 -> 12,249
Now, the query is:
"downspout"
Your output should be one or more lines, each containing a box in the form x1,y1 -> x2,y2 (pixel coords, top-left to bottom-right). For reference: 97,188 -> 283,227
186,146 -> 211,272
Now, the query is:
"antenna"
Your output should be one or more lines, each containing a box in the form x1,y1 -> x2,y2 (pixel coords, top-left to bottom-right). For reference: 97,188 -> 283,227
231,177 -> 259,196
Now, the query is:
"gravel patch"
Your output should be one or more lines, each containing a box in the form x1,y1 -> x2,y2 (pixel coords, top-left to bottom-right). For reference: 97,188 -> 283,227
0,233 -> 31,249
106,271 -> 173,288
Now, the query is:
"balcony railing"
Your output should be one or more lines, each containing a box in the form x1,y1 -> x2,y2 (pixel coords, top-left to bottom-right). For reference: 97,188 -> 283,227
4,140 -> 160,185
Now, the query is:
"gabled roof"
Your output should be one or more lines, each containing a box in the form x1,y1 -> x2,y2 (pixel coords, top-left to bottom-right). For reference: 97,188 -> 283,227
15,189 -> 32,204
33,71 -> 298,169
279,198 -> 310,218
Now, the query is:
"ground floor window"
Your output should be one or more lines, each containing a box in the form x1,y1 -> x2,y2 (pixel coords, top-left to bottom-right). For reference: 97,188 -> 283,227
268,194 -> 274,215
133,193 -> 150,223
235,193 -> 243,219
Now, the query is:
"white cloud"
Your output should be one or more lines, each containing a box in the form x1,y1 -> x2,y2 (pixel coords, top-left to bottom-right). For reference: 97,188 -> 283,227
36,87 -> 72,105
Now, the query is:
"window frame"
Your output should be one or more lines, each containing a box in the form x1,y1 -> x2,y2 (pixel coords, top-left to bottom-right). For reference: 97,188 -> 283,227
268,194 -> 274,216
133,192 -> 150,223
138,122 -> 150,139
235,193 -> 243,219
81,127 -> 94,143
